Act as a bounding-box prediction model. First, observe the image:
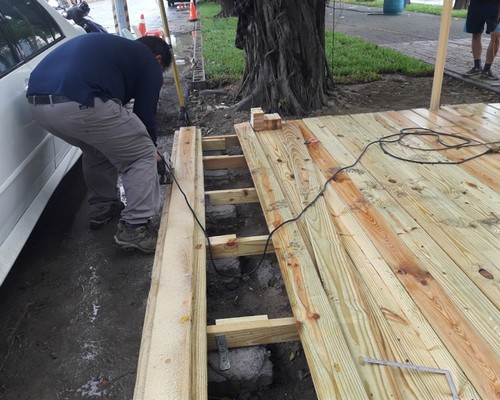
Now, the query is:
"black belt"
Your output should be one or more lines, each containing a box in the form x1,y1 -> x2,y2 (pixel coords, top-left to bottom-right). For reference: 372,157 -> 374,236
27,95 -> 71,105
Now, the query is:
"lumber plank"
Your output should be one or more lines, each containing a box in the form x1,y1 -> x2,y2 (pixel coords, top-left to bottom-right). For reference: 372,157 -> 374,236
207,316 -> 299,350
135,127 -> 197,400
208,234 -> 274,258
191,128 -> 207,399
309,113 -> 500,331
312,112 -> 500,301
256,129 -> 316,262
298,118 -> 500,399
235,121 -> 370,400
206,187 -> 259,205
275,123 -> 450,398
389,109 -> 500,192
298,117 -> 482,399
134,132 -> 179,400
415,106 -> 499,143
354,111 -> 500,276
203,154 -> 247,170
268,121 -> 470,398
202,134 -> 239,151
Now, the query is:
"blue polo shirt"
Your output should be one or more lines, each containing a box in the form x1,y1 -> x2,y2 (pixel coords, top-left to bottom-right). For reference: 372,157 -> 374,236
27,33 -> 163,145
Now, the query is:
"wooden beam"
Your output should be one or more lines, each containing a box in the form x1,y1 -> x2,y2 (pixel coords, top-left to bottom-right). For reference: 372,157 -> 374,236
430,0 -> 453,110
191,128 -> 208,399
202,134 -> 239,151
133,127 -> 198,400
203,154 -> 247,170
134,133 -> 179,400
208,234 -> 275,258
206,188 -> 259,205
207,316 -> 299,351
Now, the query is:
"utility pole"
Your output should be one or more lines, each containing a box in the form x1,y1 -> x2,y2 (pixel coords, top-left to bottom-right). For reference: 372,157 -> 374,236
111,0 -> 130,36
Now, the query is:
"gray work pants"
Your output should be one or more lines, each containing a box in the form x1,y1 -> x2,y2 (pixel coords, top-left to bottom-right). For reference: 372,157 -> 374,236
30,98 -> 160,225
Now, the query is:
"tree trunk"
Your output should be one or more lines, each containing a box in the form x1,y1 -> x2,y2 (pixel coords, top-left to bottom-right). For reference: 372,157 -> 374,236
453,0 -> 469,10
235,0 -> 333,115
220,0 -> 235,17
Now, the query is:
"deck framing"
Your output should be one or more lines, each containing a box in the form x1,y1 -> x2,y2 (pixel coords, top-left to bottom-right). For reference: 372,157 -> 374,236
134,104 -> 499,399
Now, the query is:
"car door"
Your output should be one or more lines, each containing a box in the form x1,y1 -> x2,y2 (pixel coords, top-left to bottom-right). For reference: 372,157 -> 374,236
0,0 -> 83,284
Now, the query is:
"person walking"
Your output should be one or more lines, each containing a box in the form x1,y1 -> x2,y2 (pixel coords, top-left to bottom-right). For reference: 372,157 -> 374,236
464,0 -> 500,80
26,34 -> 172,254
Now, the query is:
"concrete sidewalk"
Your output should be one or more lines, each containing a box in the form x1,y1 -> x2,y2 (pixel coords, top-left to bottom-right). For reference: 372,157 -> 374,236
328,3 -> 500,93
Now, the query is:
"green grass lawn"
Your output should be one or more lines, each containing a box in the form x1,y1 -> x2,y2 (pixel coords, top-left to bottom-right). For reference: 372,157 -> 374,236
197,1 -> 434,85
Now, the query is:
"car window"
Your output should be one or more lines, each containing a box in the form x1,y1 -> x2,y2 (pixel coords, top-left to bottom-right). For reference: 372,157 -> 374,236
0,0 -> 63,66
0,29 -> 16,74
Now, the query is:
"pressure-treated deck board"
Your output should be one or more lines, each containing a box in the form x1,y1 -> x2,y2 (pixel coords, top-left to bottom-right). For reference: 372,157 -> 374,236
308,114 -> 498,304
297,117 -> 499,399
257,123 -> 460,398
305,113 -> 500,319
384,109 -> 500,192
134,127 -> 201,400
311,113 -> 500,344
235,121 -> 370,400
336,112 -> 500,299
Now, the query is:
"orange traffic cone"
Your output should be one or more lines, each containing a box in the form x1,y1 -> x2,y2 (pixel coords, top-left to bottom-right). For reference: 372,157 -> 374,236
138,14 -> 146,36
188,0 -> 198,21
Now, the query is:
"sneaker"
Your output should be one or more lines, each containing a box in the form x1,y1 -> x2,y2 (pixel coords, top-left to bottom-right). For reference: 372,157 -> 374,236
114,221 -> 157,254
89,202 -> 125,230
480,69 -> 499,80
464,66 -> 483,76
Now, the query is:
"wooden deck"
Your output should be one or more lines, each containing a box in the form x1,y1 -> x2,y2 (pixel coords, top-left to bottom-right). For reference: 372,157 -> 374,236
134,103 -> 499,400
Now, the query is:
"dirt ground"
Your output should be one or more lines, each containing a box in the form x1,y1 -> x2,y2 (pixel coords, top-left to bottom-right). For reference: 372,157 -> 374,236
0,74 -> 498,400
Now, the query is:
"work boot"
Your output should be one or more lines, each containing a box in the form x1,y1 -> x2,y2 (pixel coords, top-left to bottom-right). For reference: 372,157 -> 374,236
114,220 -> 157,254
480,69 -> 499,80
89,201 -> 125,230
464,66 -> 483,76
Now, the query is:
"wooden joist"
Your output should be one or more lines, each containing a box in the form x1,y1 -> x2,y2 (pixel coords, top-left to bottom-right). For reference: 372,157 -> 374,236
203,154 -> 247,170
205,187 -> 259,205
202,134 -> 240,151
207,315 -> 298,351
208,234 -> 275,259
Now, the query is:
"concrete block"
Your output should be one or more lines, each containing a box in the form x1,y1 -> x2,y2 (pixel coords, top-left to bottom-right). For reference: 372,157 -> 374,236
208,346 -> 273,395
204,169 -> 230,187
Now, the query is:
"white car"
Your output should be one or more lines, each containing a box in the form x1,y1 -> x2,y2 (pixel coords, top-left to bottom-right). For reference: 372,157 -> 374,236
0,0 -> 85,285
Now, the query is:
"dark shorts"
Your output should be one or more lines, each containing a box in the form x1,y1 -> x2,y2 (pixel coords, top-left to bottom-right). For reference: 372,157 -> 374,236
466,1 -> 500,34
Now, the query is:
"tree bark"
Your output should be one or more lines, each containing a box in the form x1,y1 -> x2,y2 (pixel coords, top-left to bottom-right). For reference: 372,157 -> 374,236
235,0 -> 333,116
220,0 -> 235,17
453,0 -> 469,10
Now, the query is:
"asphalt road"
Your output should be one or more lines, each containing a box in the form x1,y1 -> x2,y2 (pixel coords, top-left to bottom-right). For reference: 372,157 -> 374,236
329,3 -> 469,45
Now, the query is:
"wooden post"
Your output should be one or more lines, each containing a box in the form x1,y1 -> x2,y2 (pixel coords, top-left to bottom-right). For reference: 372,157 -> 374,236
430,0 -> 453,110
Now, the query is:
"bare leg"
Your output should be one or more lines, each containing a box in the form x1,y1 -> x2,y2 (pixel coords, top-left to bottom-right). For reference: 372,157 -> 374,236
486,31 -> 500,64
472,32 -> 483,61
